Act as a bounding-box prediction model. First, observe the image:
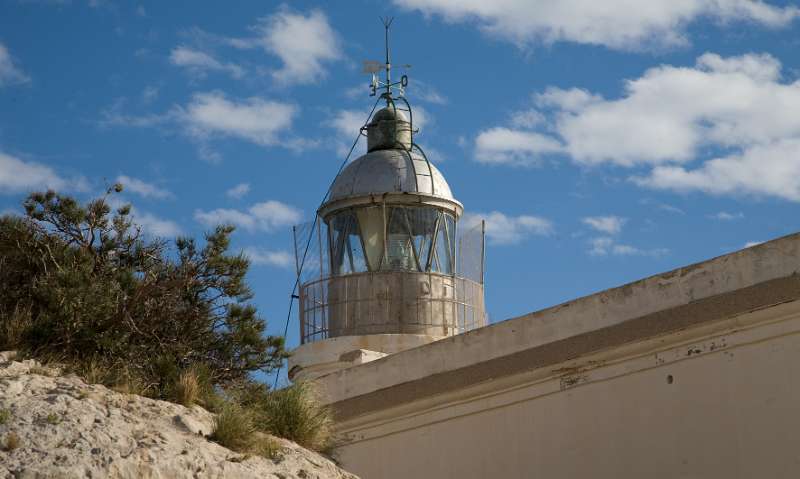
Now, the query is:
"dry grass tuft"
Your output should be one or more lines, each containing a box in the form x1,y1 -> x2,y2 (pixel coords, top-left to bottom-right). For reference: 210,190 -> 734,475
4,431 -> 20,451
172,369 -> 201,407
28,365 -> 54,377
210,404 -> 256,453
0,305 -> 32,351
252,381 -> 333,453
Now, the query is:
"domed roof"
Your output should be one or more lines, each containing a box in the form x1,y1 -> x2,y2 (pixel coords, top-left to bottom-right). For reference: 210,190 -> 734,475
327,149 -> 455,203
371,106 -> 408,123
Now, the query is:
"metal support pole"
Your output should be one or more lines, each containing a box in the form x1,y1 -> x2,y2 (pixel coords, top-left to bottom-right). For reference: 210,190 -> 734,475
480,220 -> 486,285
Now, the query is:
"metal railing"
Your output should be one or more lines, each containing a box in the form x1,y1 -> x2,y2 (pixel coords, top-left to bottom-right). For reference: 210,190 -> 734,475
299,270 -> 485,344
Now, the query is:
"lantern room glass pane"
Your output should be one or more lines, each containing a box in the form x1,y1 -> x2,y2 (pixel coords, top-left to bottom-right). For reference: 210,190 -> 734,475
432,211 -> 455,274
383,207 -> 416,271
356,207 -> 384,271
328,206 -> 456,276
328,211 -> 368,275
406,207 -> 437,272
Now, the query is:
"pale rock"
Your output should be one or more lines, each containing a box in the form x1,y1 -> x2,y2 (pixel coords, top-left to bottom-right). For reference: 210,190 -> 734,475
0,352 -> 357,479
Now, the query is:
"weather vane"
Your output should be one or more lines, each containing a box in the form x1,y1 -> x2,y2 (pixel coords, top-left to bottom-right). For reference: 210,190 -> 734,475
363,17 -> 410,102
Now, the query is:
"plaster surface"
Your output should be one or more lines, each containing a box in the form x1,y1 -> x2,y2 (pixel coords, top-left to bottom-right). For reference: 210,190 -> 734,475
320,233 -> 800,478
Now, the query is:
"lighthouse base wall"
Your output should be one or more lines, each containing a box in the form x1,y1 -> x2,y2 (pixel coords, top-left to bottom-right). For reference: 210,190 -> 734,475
316,233 -> 800,479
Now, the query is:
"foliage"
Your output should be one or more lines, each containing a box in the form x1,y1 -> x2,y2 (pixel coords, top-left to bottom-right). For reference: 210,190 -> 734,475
239,381 -> 333,453
171,369 -> 201,407
210,403 -> 256,452
0,186 -> 287,400
0,408 -> 9,425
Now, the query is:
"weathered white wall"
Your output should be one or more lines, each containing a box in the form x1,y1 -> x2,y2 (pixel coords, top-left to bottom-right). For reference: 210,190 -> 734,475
319,234 -> 800,478
334,301 -> 800,478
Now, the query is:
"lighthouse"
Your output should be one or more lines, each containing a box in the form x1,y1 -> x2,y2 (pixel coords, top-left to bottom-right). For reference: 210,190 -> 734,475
288,22 -> 486,380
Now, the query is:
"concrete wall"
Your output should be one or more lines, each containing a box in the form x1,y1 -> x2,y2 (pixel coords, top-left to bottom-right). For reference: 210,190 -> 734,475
334,300 -> 800,478
321,233 -> 800,478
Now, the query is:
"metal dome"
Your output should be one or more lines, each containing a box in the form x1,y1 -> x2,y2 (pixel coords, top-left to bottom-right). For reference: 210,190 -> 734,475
321,149 -> 462,218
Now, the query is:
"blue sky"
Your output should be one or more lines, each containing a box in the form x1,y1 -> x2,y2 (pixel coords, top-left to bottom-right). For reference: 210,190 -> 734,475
2,0 -> 800,379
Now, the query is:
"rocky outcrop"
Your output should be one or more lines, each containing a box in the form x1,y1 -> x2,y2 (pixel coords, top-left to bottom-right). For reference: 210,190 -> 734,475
0,352 -> 357,479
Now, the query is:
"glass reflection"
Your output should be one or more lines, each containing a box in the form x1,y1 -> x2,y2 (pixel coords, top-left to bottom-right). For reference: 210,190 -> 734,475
327,206 -> 456,276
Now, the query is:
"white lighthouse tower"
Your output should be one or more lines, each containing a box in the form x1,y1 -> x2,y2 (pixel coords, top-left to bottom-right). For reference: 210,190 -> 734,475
288,22 -> 486,380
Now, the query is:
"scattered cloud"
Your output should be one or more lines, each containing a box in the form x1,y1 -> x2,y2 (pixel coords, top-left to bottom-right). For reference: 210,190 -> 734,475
131,210 -> 181,237
180,91 -> 298,147
232,7 -> 341,85
393,0 -> 798,50
141,85 -> 159,104
711,211 -> 744,221
0,151 -> 87,194
136,5 -> 146,17
116,175 -> 172,199
243,247 -> 294,268
102,92 -> 302,153
462,210 -> 552,245
582,215 -> 626,235
226,183 -> 251,199
632,139 -> 800,201
0,42 -> 30,87
657,203 -> 686,215
169,46 -> 245,79
588,236 -> 668,257
474,127 -> 562,166
411,79 -> 448,105
481,53 -> 800,202
331,109 -> 367,138
744,240 -> 764,248
509,109 -> 545,129
194,200 -> 301,233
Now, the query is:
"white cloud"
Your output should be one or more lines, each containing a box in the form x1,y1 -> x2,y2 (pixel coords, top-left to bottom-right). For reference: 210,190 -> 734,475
411,79 -> 448,105
0,152 -> 86,194
116,175 -> 172,199
141,85 -> 159,104
0,42 -> 30,87
131,210 -> 181,238
226,182 -> 250,199
235,8 -> 341,85
169,46 -> 245,79
588,236 -> 668,257
711,211 -> 744,220
658,203 -> 685,215
462,210 -> 552,245
331,109 -> 367,137
540,53 -> 800,167
393,0 -> 798,50
181,91 -> 298,147
485,53 -> 800,202
582,215 -> 626,235
475,127 -> 562,166
510,109 -> 545,129
243,247 -> 294,268
194,200 -> 301,233
633,139 -> 800,201
744,240 -> 764,248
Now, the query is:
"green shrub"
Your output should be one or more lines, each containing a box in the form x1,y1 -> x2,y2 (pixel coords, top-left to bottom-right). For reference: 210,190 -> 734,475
242,381 -> 333,453
0,408 -> 10,425
210,404 -> 256,453
0,187 -> 287,401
